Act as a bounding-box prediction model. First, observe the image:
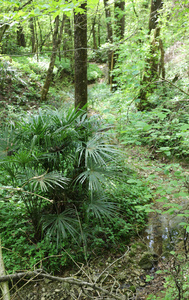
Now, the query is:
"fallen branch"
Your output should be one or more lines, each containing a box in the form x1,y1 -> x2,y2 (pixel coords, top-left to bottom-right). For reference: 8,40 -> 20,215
0,269 -> 43,283
0,270 -> 126,300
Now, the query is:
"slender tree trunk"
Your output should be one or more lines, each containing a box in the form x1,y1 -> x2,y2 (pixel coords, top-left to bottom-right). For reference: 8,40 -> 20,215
111,0 -> 125,90
88,1 -> 99,51
97,15 -> 101,47
57,14 -> 65,61
62,15 -> 71,58
103,0 -> 113,84
41,16 -> 60,101
74,1 -> 87,109
114,0 -> 125,40
17,23 -> 26,47
29,18 -> 36,53
37,20 -> 43,52
92,19 -> 97,50
0,237 -> 10,300
137,0 -> 164,111
149,0 -> 163,33
34,18 -> 39,61
103,0 -> 113,43
0,24 -> 9,52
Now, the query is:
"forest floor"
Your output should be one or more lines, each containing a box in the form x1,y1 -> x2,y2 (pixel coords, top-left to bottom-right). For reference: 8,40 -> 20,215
10,144 -> 188,300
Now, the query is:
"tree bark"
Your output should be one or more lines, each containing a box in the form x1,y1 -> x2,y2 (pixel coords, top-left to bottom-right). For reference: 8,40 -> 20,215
0,237 -> 10,300
74,1 -> 88,109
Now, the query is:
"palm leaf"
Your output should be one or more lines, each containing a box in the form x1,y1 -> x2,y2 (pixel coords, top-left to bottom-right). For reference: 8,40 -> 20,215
28,171 -> 69,192
86,194 -> 117,223
42,208 -> 78,245
85,135 -> 120,167
76,167 -> 106,191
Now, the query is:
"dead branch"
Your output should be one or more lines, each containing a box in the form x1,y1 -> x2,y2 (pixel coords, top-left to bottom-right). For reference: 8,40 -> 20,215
0,270 -> 126,300
0,270 -> 43,283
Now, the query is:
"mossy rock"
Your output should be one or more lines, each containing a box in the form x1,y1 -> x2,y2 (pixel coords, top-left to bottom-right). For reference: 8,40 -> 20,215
138,252 -> 158,270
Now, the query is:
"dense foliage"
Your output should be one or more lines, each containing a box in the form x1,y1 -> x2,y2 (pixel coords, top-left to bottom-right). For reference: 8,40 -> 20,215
1,0 -> 189,299
0,107 -> 150,273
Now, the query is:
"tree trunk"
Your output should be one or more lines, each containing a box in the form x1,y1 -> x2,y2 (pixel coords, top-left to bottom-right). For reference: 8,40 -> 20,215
17,23 -> 26,47
138,27 -> 165,111
149,0 -> 163,33
29,18 -> 36,53
111,0 -> 125,90
34,18 -> 39,61
92,19 -> 97,50
37,20 -> 43,52
63,15 -> 72,59
74,1 -> 87,109
57,14 -> 65,62
0,24 -> 9,52
88,2 -> 99,51
41,16 -> 62,101
137,0 -> 164,111
0,237 -> 10,300
114,0 -> 125,40
97,15 -> 101,48
103,0 -> 113,84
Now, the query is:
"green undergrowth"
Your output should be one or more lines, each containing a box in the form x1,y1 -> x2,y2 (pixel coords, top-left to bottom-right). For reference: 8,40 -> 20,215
89,82 -> 189,161
119,103 -> 189,159
0,55 -> 104,113
0,106 -> 150,274
0,168 -> 150,273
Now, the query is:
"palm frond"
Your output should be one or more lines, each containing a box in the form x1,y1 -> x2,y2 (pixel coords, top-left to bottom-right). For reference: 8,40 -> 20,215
85,135 -> 120,167
86,195 -> 117,223
28,171 -> 70,192
76,167 -> 106,191
42,208 -> 78,245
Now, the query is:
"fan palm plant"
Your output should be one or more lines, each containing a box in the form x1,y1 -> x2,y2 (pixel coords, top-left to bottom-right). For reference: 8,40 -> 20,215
0,107 -> 120,245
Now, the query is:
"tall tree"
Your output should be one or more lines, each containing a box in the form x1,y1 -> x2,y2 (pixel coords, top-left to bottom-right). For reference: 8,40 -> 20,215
74,1 -> 87,109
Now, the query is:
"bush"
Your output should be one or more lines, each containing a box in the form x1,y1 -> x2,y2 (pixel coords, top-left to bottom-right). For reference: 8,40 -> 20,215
0,107 -> 150,273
